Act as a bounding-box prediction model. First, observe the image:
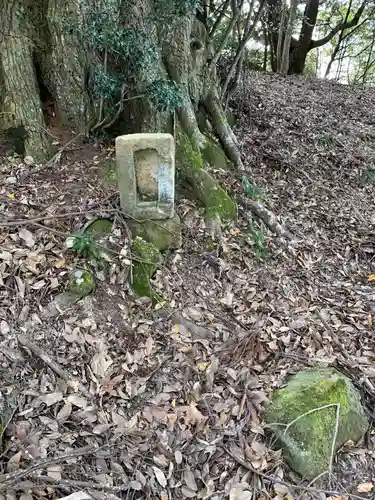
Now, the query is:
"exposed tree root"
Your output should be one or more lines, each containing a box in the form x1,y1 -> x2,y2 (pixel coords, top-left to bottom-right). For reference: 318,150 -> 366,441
237,194 -> 294,240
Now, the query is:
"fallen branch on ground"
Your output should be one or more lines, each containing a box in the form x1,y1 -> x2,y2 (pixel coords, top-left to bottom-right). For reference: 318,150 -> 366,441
0,445 -> 101,488
18,335 -> 91,399
0,208 -> 119,228
6,476 -> 128,494
236,194 -> 294,240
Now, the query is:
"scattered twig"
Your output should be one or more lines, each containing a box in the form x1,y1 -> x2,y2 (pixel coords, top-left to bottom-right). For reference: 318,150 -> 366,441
18,335 -> 70,381
0,445 -> 100,488
17,335 -> 91,399
315,310 -> 350,359
223,446 -> 366,500
8,476 -> 128,493
23,133 -> 84,179
0,208 -> 119,228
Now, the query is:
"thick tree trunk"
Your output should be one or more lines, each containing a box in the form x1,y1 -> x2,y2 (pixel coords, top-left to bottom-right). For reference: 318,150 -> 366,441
0,0 -> 52,161
266,0 -> 282,72
162,12 -> 243,168
44,0 -> 90,130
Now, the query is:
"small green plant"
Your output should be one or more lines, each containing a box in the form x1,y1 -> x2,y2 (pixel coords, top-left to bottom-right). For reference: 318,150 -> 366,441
246,224 -> 268,261
365,169 -> 375,185
146,79 -> 184,112
66,233 -> 101,261
240,175 -> 265,201
316,133 -> 336,147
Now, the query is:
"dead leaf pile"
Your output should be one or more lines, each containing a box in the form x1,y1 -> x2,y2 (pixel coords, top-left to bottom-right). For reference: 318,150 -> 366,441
0,74 -> 374,499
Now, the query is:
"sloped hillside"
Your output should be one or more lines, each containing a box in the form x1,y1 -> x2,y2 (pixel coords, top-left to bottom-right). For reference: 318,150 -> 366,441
0,72 -> 375,498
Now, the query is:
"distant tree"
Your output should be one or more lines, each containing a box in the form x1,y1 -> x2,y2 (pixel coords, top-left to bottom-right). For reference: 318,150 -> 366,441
266,0 -> 369,74
279,0 -> 298,74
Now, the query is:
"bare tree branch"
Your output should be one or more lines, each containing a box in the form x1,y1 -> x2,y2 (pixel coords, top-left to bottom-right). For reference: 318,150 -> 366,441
209,0 -> 232,37
210,0 -> 245,69
312,0 -> 368,48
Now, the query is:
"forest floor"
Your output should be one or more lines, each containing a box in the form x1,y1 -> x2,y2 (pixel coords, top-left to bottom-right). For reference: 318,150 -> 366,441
1,72 -> 375,499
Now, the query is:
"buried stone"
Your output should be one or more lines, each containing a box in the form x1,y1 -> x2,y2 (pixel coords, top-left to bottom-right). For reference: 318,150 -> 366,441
131,236 -> 162,298
126,213 -> 182,251
68,268 -> 95,297
264,367 -> 369,479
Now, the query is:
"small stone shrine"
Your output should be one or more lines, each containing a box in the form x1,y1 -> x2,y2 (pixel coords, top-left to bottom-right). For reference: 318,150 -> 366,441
116,133 -> 175,219
116,133 -> 181,251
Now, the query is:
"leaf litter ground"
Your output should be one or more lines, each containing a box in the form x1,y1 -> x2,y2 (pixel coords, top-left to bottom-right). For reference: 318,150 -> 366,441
0,72 -> 375,499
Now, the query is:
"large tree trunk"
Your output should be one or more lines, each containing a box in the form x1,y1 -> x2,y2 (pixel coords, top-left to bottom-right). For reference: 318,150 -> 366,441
279,0 -> 298,74
0,0 -> 52,161
0,0 -> 91,161
44,0 -> 90,130
160,11 -> 240,226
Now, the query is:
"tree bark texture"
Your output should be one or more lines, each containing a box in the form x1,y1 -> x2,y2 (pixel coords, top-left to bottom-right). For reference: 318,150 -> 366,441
280,0 -> 298,75
0,0 -> 52,161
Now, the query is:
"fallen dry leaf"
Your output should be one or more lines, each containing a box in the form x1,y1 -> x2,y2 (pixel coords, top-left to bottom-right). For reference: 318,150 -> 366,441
19,227 -> 35,248
152,466 -> 167,487
90,342 -> 113,379
357,482 -> 374,493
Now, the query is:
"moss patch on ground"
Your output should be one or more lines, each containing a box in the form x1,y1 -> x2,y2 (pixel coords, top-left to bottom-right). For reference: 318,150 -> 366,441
87,218 -> 113,235
69,268 -> 95,297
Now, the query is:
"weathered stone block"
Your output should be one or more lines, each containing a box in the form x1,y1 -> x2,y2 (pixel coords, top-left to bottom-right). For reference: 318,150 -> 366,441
116,133 -> 175,220
127,213 -> 182,251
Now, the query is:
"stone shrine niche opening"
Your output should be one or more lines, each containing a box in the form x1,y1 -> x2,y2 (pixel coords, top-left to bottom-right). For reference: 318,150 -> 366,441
134,148 -> 159,202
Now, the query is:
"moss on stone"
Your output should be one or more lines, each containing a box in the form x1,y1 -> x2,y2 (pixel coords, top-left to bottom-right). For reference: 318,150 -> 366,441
69,268 -> 95,297
127,214 -> 182,251
265,367 -> 369,479
131,236 -> 162,297
87,218 -> 113,235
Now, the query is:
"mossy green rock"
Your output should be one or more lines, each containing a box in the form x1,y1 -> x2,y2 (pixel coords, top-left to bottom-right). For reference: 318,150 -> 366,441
265,367 -> 368,479
69,269 -> 95,297
86,218 -> 113,235
127,214 -> 182,251
131,237 -> 162,297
